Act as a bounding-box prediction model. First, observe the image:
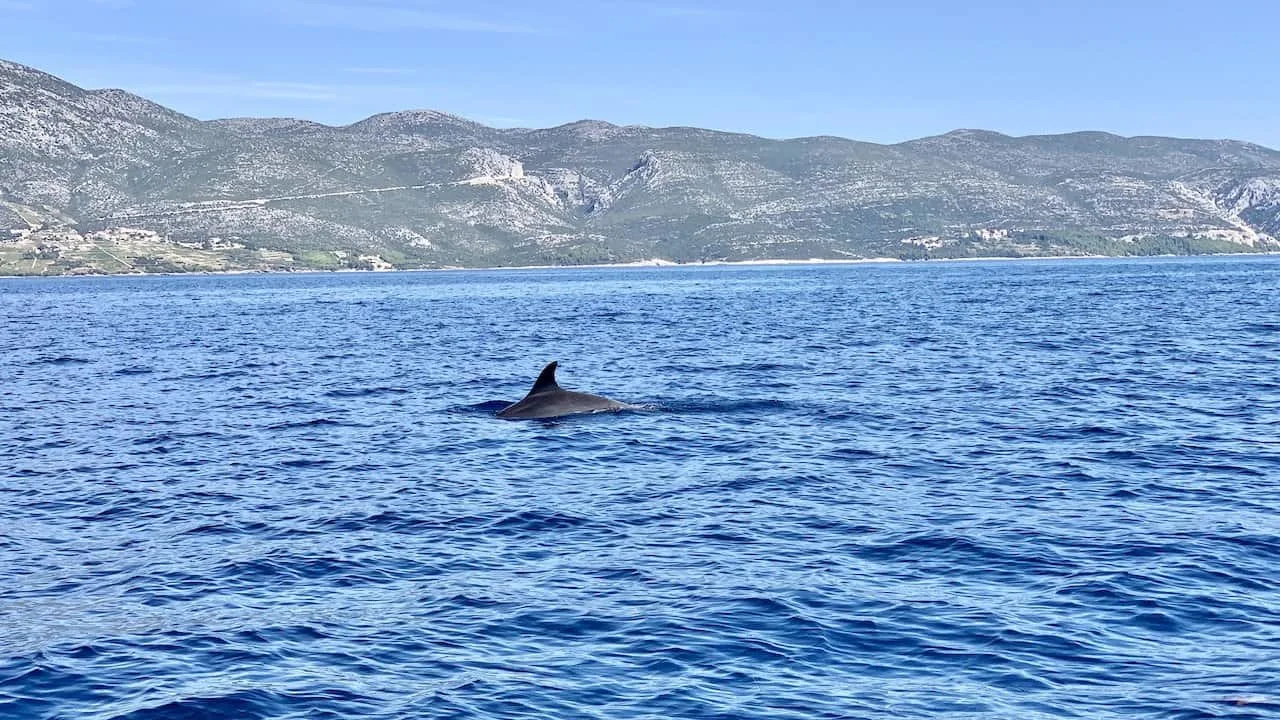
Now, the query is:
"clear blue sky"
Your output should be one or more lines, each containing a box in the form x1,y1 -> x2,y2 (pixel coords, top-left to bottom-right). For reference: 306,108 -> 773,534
3,0 -> 1277,147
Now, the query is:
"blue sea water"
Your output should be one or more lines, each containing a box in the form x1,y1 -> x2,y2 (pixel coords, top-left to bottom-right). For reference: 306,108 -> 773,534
1,257 -> 1278,719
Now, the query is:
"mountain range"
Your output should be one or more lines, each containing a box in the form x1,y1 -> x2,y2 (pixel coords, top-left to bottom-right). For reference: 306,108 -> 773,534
3,57 -> 1279,273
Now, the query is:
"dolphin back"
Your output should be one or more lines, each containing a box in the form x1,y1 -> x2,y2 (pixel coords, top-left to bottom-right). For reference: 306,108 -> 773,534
496,361 -> 628,419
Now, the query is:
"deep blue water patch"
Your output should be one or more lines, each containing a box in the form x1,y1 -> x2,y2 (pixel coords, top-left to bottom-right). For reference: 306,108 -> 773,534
2,257 -> 1279,719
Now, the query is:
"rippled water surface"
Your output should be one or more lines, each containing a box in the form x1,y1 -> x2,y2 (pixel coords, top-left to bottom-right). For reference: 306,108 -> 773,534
3,257 -> 1279,719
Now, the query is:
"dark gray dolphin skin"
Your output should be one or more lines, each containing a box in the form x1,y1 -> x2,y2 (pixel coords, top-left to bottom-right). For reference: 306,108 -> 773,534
497,361 -> 629,419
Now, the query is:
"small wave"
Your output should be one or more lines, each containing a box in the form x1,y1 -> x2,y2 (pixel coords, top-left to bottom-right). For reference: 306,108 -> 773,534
176,518 -> 285,536
323,386 -> 409,398
33,355 -> 91,365
490,608 -> 622,639
236,624 -> 336,644
710,474 -> 792,493
319,510 -> 487,535
265,418 -> 346,430
726,361 -> 803,373
277,458 -> 337,469
588,566 -> 656,582
109,688 -> 288,720
0,665 -> 91,717
172,369 -> 250,382
1219,533 -> 1280,555
131,432 -> 175,446
1018,339 -> 1069,351
697,530 -> 758,544
826,447 -> 884,460
1218,695 -> 1279,710
451,400 -> 512,415
1127,610 -> 1182,633
114,365 -> 154,375
489,509 -> 594,533
657,398 -> 791,415
1095,449 -> 1164,467
1036,424 -> 1132,440
215,554 -> 387,585
851,532 -> 1055,573
433,592 -> 506,610
244,398 -> 335,413
1038,382 -> 1094,398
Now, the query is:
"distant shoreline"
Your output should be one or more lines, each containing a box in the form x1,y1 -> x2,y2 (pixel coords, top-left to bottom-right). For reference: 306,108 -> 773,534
2,251 -> 1278,279
441,251 -> 1280,273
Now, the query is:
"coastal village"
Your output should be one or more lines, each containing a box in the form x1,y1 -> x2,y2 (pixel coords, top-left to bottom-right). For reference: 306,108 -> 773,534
0,223 -> 395,275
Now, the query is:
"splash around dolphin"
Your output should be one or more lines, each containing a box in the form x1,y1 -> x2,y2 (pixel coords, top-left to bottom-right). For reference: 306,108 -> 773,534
496,361 -> 634,420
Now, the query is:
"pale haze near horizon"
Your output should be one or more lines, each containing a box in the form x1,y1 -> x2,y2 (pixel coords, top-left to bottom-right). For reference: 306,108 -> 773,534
1,0 -> 1277,149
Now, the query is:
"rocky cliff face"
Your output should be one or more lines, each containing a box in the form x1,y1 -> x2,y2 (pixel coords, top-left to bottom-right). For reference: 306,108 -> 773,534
3,57 -> 1279,272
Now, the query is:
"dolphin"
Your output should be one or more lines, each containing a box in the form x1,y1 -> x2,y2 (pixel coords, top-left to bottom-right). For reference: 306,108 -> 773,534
497,361 -> 631,419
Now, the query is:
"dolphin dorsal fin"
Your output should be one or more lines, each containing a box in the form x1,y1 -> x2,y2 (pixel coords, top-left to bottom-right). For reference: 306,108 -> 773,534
528,361 -> 560,395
